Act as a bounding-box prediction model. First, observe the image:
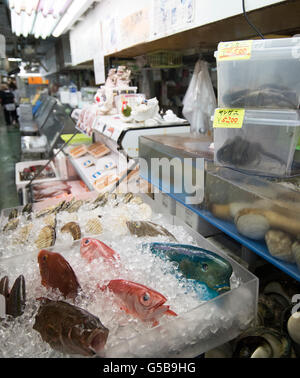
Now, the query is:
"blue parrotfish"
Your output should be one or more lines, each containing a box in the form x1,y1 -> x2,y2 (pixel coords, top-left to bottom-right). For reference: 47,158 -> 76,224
143,243 -> 233,301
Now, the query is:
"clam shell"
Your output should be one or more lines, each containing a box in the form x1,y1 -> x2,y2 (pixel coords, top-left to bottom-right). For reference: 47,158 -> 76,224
265,230 -> 295,263
85,218 -> 103,235
61,222 -> 81,241
287,312 -> 300,345
235,210 -> 270,240
291,241 -> 300,270
35,205 -> 57,218
43,215 -> 57,228
35,226 -> 56,249
3,218 -> 19,232
13,223 -> 34,245
122,192 -> 134,204
8,208 -> 19,220
67,200 -> 84,213
233,327 -> 293,358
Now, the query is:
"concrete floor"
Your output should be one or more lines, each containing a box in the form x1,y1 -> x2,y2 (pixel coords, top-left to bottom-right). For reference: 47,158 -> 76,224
0,110 -> 21,211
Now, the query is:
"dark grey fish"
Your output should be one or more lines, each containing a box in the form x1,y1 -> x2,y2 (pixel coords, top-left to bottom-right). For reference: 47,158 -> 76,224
126,221 -> 176,241
33,299 -> 109,357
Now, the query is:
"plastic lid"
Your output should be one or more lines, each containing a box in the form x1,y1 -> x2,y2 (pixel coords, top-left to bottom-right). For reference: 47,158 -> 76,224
215,37 -> 300,60
212,109 -> 300,127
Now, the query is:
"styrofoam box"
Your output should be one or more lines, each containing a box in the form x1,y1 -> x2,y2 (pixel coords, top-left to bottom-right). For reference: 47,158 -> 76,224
15,160 -> 60,191
215,37 -> 300,109
214,109 -> 300,177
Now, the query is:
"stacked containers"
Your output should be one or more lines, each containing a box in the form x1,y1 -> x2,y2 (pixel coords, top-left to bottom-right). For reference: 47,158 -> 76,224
213,37 -> 300,177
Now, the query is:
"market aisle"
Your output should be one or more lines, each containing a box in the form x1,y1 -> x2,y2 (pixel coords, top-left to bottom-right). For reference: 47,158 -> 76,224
0,112 -> 21,211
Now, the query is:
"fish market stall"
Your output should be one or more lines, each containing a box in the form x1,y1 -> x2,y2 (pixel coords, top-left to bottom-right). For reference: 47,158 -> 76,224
0,193 -> 258,358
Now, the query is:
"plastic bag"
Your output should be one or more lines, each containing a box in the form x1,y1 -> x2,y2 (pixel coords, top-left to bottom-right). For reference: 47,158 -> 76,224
182,60 -> 217,135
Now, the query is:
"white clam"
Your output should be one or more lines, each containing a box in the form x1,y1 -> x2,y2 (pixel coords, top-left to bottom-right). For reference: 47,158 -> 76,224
235,211 -> 270,240
287,312 -> 300,345
265,230 -> 295,263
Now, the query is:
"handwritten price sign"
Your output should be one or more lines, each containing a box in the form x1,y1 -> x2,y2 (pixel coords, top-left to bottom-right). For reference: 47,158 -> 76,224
213,109 -> 245,129
218,40 -> 253,61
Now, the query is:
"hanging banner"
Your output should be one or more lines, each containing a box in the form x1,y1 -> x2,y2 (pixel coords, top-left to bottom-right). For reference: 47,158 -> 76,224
93,53 -> 106,85
120,8 -> 150,48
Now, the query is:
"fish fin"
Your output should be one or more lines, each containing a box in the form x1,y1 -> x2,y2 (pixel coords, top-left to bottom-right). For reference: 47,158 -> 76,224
165,309 -> 177,317
152,320 -> 159,327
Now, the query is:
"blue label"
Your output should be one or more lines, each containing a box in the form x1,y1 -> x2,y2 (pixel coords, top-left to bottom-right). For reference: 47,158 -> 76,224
92,172 -> 102,179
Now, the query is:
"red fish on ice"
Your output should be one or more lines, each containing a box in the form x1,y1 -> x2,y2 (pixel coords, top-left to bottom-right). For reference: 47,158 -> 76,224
80,238 -> 120,263
37,250 -> 81,299
99,279 -> 177,327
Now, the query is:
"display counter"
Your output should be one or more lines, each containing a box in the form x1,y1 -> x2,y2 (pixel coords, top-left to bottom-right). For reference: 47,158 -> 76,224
0,193 -> 258,358
139,133 -> 300,282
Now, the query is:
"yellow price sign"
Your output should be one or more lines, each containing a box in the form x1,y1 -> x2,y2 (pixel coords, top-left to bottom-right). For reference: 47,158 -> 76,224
213,109 -> 245,129
218,40 -> 253,61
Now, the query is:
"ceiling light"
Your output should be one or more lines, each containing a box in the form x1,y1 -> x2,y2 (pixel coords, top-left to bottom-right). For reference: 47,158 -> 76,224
52,0 -> 93,38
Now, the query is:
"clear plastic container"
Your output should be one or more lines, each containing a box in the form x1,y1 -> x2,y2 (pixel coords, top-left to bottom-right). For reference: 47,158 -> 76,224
214,109 -> 300,177
0,212 -> 258,358
215,37 -> 300,109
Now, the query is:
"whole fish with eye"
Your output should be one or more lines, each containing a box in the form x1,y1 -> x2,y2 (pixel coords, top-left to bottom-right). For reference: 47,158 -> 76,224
80,238 -> 120,264
144,243 -> 233,300
0,275 -> 26,318
99,279 -> 177,327
126,221 -> 177,241
37,250 -> 81,299
33,299 -> 109,357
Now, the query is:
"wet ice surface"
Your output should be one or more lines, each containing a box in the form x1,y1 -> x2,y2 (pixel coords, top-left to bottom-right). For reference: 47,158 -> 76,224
0,198 -> 252,358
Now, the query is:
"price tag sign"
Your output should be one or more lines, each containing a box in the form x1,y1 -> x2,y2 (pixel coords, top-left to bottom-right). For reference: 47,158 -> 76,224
213,109 -> 245,129
218,40 -> 253,61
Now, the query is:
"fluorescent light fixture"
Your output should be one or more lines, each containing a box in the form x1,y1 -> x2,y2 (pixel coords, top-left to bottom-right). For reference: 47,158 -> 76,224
52,0 -> 93,37
8,58 -> 22,62
9,0 -> 94,39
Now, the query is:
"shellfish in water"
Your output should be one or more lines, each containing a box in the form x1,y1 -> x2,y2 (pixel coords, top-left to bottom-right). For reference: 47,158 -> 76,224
234,209 -> 270,240
35,226 -> 56,249
265,230 -> 295,263
85,218 -> 103,235
61,222 -> 81,241
233,327 -> 294,358
287,312 -> 300,345
291,241 -> 300,271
